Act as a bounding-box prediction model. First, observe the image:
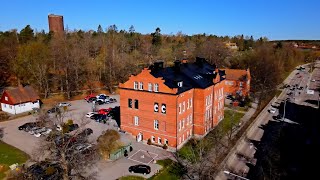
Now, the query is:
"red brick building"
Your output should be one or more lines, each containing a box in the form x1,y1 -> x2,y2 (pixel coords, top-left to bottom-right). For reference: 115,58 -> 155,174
119,58 -> 225,149
48,14 -> 64,36
221,68 -> 251,97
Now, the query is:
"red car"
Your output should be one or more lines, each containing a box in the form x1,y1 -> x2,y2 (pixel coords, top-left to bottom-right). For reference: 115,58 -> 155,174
98,108 -> 112,115
85,94 -> 96,101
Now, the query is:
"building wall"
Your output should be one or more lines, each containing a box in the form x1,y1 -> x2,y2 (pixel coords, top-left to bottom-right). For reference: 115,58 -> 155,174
1,100 -> 39,114
224,80 -> 250,97
213,82 -> 225,126
48,14 -> 64,36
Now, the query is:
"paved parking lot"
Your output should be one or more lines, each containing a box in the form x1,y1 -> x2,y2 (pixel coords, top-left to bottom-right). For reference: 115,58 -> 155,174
0,94 -> 174,179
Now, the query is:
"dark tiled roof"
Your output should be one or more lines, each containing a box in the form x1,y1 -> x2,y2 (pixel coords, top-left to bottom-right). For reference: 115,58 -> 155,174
150,57 -> 222,94
4,86 -> 39,104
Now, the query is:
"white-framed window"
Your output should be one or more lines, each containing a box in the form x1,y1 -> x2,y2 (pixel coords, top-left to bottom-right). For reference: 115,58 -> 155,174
9,105 -> 12,109
4,96 -> 8,101
151,136 -> 155,142
154,83 -> 159,92
186,116 -> 189,126
165,139 -> 168,145
179,103 -> 181,114
205,96 -> 208,106
183,102 -> 185,112
189,114 -> 192,124
154,120 -> 159,130
3,104 -> 6,108
240,82 -> 243,87
134,116 -> 139,126
182,119 -> 185,129
187,99 -> 189,109
190,98 -> 193,107
190,129 -> 192,136
158,137 -> 162,144
183,134 -> 185,142
179,120 -> 181,131
139,82 -> 143,90
179,137 -> 181,145
148,83 -> 152,91
134,81 -> 138,90
221,88 -> 224,95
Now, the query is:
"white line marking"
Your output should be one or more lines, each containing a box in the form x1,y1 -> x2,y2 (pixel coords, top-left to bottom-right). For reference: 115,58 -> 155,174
127,149 -> 141,160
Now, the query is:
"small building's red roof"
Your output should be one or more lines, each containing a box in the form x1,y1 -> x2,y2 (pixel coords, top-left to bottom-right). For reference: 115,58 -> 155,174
0,86 -> 40,105
221,69 -> 249,81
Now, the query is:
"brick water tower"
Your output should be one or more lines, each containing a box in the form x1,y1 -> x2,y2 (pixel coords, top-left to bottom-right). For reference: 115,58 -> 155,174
48,14 -> 64,36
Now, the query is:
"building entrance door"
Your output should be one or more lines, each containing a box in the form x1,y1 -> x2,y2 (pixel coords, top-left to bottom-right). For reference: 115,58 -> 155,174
137,132 -> 143,142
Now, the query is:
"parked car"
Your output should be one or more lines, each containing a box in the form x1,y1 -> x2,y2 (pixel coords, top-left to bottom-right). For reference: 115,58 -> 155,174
273,114 -> 282,120
98,108 -> 112,115
84,94 -> 96,101
95,99 -> 105,105
78,128 -> 93,138
18,122 -> 40,131
128,164 -> 151,175
74,143 -> 93,153
34,127 -> 48,137
268,107 -> 276,114
86,112 -> 98,118
96,94 -> 108,99
87,97 -> 97,103
57,102 -> 71,107
311,79 -> 316,82
28,127 -> 42,135
109,97 -> 117,103
226,95 -> 235,100
47,107 -> 60,114
68,124 -> 79,132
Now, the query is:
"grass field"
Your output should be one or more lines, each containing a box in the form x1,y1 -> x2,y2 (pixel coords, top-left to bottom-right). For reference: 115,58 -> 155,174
0,141 -> 29,179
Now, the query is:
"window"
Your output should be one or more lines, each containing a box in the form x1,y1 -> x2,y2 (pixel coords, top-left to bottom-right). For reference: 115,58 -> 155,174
179,137 -> 181,145
9,105 -> 12,109
154,83 -> 159,92
183,102 -> 185,112
154,120 -> 159,130
183,134 -> 185,142
240,82 -> 243,87
179,120 -> 181,131
205,96 -> 208,106
179,103 -> 181,114
161,104 -> 166,114
190,129 -> 192,136
187,131 -> 189,138
187,99 -> 189,109
128,99 -> 132,108
190,98 -> 193,107
152,136 -> 155,142
148,83 -> 152,91
139,82 -> 143,90
186,116 -> 189,125
4,96 -> 8,101
190,114 -> 193,124
182,119 -> 185,129
134,116 -> 139,126
134,99 -> 139,109
158,137 -> 162,144
3,104 -> 6,108
165,139 -> 168,145
134,81 -> 138,90
154,102 -> 159,112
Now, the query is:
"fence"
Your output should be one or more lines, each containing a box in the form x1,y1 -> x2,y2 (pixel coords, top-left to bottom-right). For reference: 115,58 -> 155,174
109,143 -> 132,160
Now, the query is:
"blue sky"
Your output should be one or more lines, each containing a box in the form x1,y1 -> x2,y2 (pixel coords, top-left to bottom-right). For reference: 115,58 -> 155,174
0,0 -> 319,40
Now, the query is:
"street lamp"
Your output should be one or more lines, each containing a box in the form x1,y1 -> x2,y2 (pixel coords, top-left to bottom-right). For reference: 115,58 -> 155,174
224,170 -> 250,180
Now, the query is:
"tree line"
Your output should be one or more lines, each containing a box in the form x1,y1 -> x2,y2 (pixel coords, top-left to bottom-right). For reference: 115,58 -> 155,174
0,24 -> 316,99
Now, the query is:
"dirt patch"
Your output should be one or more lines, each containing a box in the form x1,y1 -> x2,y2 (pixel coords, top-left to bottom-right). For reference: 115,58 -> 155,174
0,111 -> 10,122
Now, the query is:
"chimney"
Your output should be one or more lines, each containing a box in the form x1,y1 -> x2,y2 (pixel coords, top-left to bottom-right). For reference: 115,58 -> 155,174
174,60 -> 181,72
153,60 -> 164,70
196,57 -> 205,67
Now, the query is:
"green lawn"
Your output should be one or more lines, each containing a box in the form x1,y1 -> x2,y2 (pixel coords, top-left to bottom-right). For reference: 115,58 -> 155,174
149,159 -> 183,180
0,141 -> 29,179
221,109 -> 245,132
119,175 -> 146,180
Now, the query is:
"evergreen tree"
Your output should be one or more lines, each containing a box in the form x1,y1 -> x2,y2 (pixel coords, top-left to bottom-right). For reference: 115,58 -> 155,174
19,25 -> 34,43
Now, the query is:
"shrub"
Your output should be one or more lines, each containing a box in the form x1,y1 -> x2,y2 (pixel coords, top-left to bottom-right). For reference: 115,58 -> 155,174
66,119 -> 73,125
147,139 -> 152,145
163,144 -> 168,150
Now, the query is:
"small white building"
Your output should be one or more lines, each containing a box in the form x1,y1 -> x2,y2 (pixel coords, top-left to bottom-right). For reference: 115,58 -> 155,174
0,85 -> 40,114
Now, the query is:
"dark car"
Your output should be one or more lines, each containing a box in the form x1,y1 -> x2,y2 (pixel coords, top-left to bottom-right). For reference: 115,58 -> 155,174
78,128 -> 93,137
47,107 -> 60,114
18,122 -> 40,131
68,124 -> 79,132
273,114 -> 282,120
87,97 -> 97,103
95,99 -> 105,105
128,164 -> 151,175
27,161 -> 63,180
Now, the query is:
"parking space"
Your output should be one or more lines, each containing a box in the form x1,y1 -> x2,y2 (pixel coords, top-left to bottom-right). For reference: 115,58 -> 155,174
128,149 -> 158,165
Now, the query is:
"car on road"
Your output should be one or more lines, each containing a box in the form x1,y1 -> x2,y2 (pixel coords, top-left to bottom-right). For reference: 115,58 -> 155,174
128,164 -> 151,175
57,102 -> 71,107
86,112 -> 98,118
18,122 -> 41,131
98,108 -> 112,115
268,107 -> 276,114
84,94 -> 96,101
47,107 -> 60,114
311,79 -> 316,82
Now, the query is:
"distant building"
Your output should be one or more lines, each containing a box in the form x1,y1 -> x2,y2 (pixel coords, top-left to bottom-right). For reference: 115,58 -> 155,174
119,57 -> 225,150
48,14 -> 64,36
221,68 -> 251,97
0,85 -> 40,114
225,42 -> 238,50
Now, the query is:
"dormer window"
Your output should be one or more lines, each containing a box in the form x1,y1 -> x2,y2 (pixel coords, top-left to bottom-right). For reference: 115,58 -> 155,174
177,81 -> 183,87
193,75 -> 203,80
154,83 -> 159,92
148,83 -> 152,91
134,81 -> 138,90
139,82 -> 143,90
5,96 -> 8,101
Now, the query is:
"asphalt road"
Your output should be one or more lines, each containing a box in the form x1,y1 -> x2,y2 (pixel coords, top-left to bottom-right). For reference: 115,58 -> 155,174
215,63 -> 319,180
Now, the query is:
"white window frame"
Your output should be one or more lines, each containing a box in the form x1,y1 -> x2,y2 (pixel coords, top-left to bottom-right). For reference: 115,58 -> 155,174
134,116 -> 139,126
189,114 -> 192,124
134,81 -> 138,90
4,96 -> 8,101
187,99 -> 189,109
179,120 -> 181,131
154,83 -> 159,92
186,116 -> 189,126
190,98 -> 193,108
151,136 -> 155,142
154,120 -> 159,130
182,119 -> 185,129
148,83 -> 152,91
183,102 -> 185,112
139,82 -> 143,90
158,137 -> 162,144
